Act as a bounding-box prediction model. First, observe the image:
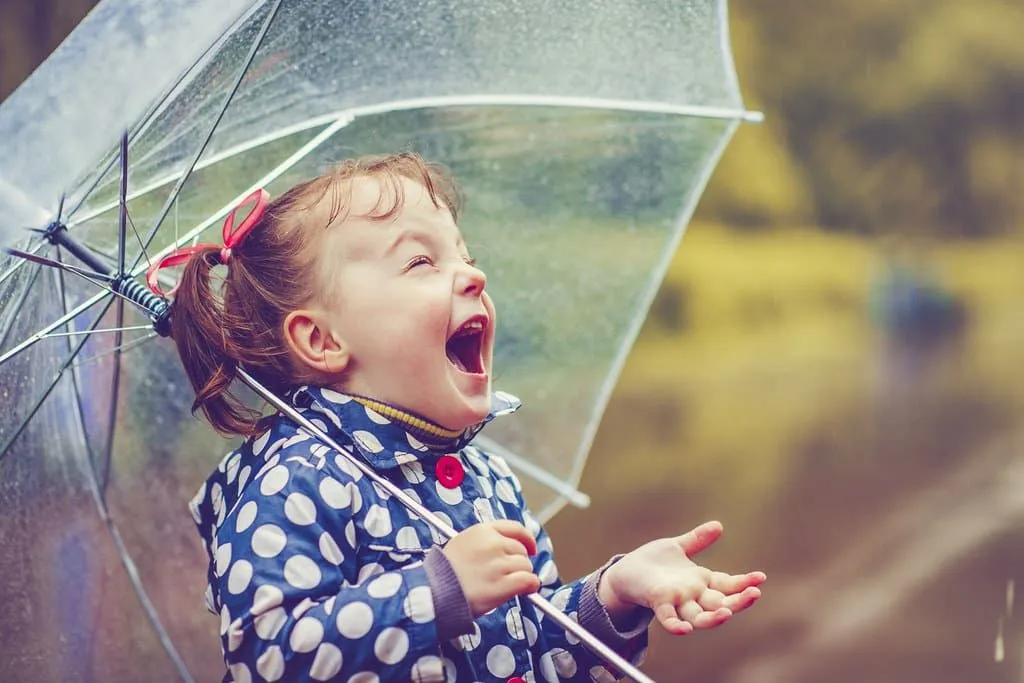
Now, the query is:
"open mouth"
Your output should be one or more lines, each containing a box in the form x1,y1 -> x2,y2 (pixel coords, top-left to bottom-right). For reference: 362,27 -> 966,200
446,317 -> 487,375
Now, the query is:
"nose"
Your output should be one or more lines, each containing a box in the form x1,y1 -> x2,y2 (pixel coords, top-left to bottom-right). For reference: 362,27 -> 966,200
458,262 -> 486,296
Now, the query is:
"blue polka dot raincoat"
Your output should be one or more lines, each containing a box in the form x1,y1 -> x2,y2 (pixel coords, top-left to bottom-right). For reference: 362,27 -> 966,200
190,386 -> 651,682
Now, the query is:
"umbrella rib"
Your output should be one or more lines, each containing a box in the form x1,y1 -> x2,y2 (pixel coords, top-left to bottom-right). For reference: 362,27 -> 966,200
70,95 -> 761,227
100,297 -> 125,494
38,324 -> 153,339
0,260 -> 43,352
69,332 -> 158,369
0,240 -> 46,288
473,435 -> 591,509
128,0 -> 286,274
0,295 -> 115,459
0,291 -> 108,366
59,305 -> 195,683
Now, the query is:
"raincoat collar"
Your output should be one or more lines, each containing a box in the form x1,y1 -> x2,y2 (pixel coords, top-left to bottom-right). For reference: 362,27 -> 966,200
288,385 -> 521,469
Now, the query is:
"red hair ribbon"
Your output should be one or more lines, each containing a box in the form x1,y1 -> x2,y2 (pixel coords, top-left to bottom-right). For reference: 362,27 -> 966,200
145,188 -> 269,297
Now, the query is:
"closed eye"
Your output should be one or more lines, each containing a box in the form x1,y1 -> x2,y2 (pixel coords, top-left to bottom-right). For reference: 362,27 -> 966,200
404,255 -> 434,271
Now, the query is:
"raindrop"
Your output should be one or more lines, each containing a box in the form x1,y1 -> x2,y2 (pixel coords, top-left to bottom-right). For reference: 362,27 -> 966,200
995,616 -> 1005,663
1007,579 -> 1015,618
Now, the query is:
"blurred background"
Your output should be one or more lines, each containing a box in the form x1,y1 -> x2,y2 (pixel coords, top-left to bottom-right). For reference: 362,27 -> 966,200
3,1 -> 1023,682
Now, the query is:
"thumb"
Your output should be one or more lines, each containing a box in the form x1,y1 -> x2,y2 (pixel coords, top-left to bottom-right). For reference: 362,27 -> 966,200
674,520 -> 723,557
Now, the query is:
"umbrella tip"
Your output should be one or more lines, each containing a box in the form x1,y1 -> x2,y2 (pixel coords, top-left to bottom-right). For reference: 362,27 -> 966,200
744,110 -> 766,124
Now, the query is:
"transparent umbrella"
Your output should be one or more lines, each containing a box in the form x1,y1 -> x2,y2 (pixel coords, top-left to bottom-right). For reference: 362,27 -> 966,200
0,0 -> 760,680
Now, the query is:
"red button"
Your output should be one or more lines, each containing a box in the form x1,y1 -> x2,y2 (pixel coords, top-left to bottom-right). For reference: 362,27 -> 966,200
507,678 -> 527,683
435,455 -> 464,488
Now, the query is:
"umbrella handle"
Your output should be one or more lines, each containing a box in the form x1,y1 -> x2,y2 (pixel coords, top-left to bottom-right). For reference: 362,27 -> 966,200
237,369 -> 657,683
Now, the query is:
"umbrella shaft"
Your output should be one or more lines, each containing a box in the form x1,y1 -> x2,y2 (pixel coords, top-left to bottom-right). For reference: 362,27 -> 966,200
238,368 -> 657,683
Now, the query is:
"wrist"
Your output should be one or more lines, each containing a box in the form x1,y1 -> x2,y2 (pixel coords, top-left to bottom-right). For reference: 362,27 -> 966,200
597,561 -> 633,616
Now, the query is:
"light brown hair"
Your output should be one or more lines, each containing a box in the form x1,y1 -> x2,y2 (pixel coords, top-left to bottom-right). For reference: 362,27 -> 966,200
171,152 -> 462,436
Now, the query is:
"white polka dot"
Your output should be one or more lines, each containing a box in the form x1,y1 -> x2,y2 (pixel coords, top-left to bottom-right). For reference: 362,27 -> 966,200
334,453 -> 364,481
539,651 -> 557,682
495,479 -> 517,504
237,465 -> 252,494
319,532 -> 344,565
364,406 -> 390,424
473,498 -> 495,523
289,616 -> 325,653
235,501 -> 258,533
505,606 -> 526,639
443,657 -> 457,683
489,455 -> 513,477
310,643 -> 343,680
211,482 -> 224,511
428,511 -> 453,545
225,453 -> 241,484
227,560 -> 253,594
337,601 -> 374,639
367,573 -> 402,599
253,429 -> 271,455
412,655 -> 444,683
219,604 -> 231,635
395,526 -> 422,551
252,584 -> 284,614
227,618 -> 244,652
217,500 -> 227,527
374,627 -> 409,665
260,465 -> 290,496
293,597 -> 316,619
323,596 -> 336,615
350,485 -> 363,513
254,606 -> 288,640
524,616 -> 538,646
321,388 -> 350,404
284,555 -> 322,589
553,649 -> 577,678
403,586 -> 434,624
252,524 -> 288,558
589,666 -> 618,683
550,587 -> 570,610
348,673 -> 379,683
566,611 -> 580,645
407,433 -> 427,451
486,644 -> 515,678
539,560 -> 558,586
477,476 -> 494,499
215,543 -> 232,577
435,480 -> 463,505
284,492 -> 317,526
189,500 -> 202,524
345,520 -> 357,548
357,562 -> 385,584
353,430 -> 384,453
319,478 -> 351,509
228,662 -> 252,683
460,622 -> 482,651
394,451 -> 418,465
256,645 -> 285,681
364,505 -> 393,538
400,461 -> 425,484
371,482 -> 392,501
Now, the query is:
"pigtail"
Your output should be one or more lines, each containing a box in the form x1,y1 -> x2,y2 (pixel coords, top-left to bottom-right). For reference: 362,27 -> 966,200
170,246 -> 263,437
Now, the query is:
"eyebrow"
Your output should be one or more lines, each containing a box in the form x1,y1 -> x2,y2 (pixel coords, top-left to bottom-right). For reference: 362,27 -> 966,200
384,227 -> 466,256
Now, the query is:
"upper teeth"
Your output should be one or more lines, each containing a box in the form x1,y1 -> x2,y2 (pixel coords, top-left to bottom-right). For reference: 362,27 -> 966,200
461,320 -> 484,332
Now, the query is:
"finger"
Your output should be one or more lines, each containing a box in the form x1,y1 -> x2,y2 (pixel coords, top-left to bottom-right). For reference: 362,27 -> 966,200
697,589 -> 726,612
678,600 -> 703,624
708,570 -> 766,593
721,586 -> 762,614
502,554 -> 534,575
503,538 -> 530,557
673,521 -> 723,558
490,520 -> 538,556
504,570 -> 541,597
691,606 -> 733,630
654,603 -> 693,636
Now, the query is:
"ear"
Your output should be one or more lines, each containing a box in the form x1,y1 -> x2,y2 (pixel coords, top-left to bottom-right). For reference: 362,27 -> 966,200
283,308 -> 349,377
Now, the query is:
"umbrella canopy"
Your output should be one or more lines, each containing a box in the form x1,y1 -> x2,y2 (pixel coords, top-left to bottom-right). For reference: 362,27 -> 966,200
0,0 -> 758,679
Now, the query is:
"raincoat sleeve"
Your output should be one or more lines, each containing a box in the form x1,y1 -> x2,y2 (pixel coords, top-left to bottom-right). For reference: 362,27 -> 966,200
521,503 -> 652,683
215,459 -> 450,683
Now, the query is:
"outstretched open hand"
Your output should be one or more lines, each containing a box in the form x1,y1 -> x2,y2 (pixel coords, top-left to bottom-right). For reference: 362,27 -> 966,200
598,521 -> 765,635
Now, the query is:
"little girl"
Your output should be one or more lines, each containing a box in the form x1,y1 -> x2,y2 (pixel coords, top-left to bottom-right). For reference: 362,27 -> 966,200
165,153 -> 765,682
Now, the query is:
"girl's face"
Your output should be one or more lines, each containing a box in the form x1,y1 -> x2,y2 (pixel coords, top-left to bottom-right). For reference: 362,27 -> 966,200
310,175 -> 495,431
